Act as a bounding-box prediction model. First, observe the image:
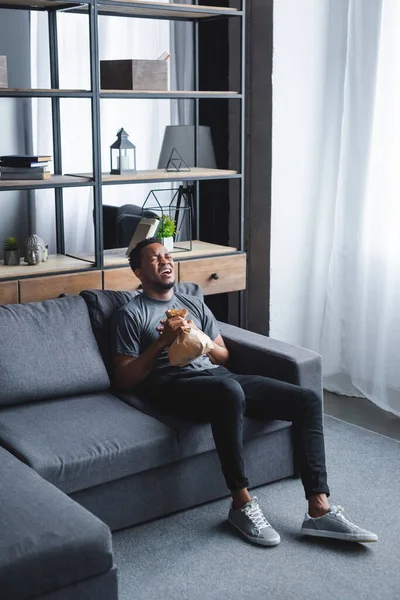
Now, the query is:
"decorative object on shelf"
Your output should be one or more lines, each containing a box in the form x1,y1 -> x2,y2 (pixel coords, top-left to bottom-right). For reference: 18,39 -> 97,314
0,56 -> 7,88
158,125 -> 217,169
142,187 -> 193,252
157,215 -> 176,252
0,155 -> 52,180
0,154 -> 52,164
3,237 -> 20,266
24,234 -> 48,265
100,58 -> 168,91
157,127 -> 215,237
165,148 -> 191,173
110,128 -> 137,175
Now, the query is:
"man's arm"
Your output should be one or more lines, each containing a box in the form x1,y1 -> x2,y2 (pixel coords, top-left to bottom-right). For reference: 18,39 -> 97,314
114,316 -> 188,389
114,340 -> 164,389
207,334 -> 229,366
188,300 -> 230,366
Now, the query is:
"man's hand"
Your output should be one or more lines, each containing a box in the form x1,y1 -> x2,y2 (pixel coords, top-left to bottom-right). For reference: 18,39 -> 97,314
157,316 -> 188,348
186,319 -> 200,331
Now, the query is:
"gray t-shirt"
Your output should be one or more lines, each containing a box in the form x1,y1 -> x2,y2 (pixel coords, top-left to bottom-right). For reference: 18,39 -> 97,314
113,292 -> 220,378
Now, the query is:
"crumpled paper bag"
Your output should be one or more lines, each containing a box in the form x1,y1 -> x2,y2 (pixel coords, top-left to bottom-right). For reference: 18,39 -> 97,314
166,308 -> 215,367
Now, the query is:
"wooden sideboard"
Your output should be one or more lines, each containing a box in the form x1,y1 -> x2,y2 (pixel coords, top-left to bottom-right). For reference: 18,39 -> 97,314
0,241 -> 246,305
0,281 -> 18,305
19,271 -> 103,304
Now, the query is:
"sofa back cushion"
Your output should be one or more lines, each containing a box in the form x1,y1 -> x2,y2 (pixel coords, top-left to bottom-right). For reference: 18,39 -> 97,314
80,283 -> 203,375
0,295 -> 110,407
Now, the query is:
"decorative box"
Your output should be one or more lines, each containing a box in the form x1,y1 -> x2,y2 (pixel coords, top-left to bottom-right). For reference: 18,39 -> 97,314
100,59 -> 168,91
0,56 -> 8,89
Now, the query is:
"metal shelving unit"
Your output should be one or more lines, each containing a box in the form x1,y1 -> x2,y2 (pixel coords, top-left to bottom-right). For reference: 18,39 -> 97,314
0,0 -> 245,285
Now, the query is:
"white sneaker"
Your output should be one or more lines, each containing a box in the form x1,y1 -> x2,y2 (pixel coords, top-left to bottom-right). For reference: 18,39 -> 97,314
228,497 -> 281,546
301,505 -> 378,542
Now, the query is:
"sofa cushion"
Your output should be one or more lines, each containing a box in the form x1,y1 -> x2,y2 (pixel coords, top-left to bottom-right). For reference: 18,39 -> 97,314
0,295 -> 110,407
80,282 -> 203,374
116,390 -> 292,460
0,392 -> 179,494
0,446 -> 113,600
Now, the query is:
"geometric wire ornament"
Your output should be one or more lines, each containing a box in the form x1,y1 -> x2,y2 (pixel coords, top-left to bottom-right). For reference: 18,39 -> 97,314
165,148 -> 191,172
141,186 -> 193,252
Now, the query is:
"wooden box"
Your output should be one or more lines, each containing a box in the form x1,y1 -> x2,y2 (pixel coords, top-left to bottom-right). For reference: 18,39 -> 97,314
0,56 -> 8,88
100,59 -> 168,91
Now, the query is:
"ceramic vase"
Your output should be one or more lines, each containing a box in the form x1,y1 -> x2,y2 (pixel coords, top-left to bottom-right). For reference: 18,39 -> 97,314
161,237 -> 174,252
4,249 -> 20,266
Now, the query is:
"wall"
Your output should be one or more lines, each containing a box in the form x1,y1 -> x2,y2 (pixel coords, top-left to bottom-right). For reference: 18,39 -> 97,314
270,0 -> 330,343
0,9 -> 31,258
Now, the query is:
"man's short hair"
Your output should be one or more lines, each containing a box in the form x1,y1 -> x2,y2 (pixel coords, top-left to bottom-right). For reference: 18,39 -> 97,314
128,237 -> 160,272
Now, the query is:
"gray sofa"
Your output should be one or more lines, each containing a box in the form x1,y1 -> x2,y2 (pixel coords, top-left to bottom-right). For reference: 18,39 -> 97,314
0,285 -> 322,600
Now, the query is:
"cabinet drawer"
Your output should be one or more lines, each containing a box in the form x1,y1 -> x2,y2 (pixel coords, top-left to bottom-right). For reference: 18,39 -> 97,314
0,281 -> 18,305
19,271 -> 102,303
179,253 -> 246,295
103,268 -> 141,291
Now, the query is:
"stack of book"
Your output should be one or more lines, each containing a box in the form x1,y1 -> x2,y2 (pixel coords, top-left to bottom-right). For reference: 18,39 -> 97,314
0,155 -> 52,180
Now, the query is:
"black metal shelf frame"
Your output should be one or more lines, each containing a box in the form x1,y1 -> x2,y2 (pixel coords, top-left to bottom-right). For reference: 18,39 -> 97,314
88,0 -> 104,269
0,0 -> 246,313
0,179 -> 94,192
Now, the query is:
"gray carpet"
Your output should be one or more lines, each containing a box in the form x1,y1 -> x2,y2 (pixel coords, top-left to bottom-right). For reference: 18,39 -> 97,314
112,416 -> 400,600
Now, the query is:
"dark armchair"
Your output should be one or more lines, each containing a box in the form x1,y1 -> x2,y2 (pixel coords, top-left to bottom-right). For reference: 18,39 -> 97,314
103,204 -> 158,249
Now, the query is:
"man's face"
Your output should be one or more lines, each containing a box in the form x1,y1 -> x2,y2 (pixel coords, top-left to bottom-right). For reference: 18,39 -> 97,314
136,243 -> 175,290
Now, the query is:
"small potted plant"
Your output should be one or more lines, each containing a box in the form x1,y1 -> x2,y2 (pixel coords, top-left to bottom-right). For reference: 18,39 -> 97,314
157,215 -> 176,252
3,237 -> 20,266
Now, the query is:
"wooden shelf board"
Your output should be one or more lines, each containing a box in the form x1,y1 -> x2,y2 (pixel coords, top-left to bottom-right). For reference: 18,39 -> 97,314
100,90 -> 240,98
0,254 -> 95,279
170,240 -> 238,260
0,89 -> 239,100
102,168 -> 238,183
70,168 -> 238,184
0,0 -> 83,9
101,241 -> 239,267
0,0 -> 241,19
95,1 -> 241,20
0,175 -> 93,189
0,88 -> 91,96
0,89 -> 238,98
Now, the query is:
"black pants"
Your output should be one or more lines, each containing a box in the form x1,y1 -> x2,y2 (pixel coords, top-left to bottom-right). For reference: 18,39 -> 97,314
144,367 -> 330,499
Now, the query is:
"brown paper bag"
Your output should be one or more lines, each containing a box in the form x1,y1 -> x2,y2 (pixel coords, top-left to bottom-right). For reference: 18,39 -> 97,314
166,308 -> 215,367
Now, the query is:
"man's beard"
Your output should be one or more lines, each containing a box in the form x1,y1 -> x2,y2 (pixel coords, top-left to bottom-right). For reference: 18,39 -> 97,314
154,279 -> 175,291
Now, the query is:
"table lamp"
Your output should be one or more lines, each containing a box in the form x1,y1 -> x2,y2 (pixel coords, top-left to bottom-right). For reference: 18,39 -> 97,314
157,125 -> 217,169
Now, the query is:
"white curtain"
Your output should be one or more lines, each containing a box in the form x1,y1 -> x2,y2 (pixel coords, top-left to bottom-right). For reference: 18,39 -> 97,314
30,8 -> 170,255
271,0 -> 400,416
169,3 -> 193,126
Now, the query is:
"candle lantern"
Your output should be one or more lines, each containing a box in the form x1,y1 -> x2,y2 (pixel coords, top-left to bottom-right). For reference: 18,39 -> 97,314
110,128 -> 136,175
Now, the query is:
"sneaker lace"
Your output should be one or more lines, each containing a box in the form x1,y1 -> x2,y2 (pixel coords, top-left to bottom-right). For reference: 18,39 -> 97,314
331,505 -> 361,530
243,498 -> 270,531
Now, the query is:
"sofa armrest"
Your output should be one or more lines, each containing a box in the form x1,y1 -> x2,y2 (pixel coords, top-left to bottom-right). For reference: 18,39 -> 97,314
218,322 -> 323,399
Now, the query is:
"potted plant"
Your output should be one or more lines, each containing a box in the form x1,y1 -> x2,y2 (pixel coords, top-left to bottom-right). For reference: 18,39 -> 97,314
157,215 -> 176,252
3,237 -> 20,266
